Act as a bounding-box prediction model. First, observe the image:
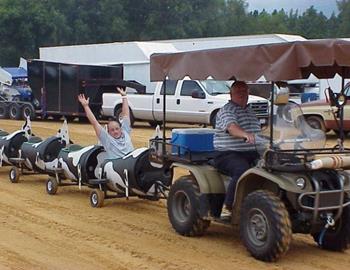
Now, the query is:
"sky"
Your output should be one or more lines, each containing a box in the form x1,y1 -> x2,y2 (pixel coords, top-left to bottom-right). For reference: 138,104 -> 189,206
245,0 -> 339,17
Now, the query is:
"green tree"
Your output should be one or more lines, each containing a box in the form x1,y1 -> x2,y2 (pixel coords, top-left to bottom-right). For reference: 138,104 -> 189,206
295,6 -> 328,38
337,0 -> 350,37
223,0 -> 249,35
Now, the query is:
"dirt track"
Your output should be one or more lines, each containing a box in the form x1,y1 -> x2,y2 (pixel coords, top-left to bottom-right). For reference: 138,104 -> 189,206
0,119 -> 349,270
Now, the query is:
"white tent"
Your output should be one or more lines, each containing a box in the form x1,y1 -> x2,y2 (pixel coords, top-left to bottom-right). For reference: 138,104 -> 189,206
39,34 -> 307,92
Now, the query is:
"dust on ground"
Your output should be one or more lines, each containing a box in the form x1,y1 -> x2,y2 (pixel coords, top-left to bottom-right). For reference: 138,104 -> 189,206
0,119 -> 349,270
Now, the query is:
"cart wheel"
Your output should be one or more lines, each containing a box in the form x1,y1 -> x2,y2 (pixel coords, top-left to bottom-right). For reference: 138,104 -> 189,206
90,189 -> 105,208
46,177 -> 58,195
9,167 -> 20,183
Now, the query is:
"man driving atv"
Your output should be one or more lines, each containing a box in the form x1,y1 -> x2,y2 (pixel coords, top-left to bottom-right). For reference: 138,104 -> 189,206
214,81 -> 261,218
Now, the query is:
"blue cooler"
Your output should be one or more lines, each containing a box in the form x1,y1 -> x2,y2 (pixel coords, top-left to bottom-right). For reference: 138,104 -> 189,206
171,128 -> 215,155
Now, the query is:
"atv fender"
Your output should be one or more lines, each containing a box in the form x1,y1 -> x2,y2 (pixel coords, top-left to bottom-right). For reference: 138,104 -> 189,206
171,162 -> 227,194
232,167 -> 313,225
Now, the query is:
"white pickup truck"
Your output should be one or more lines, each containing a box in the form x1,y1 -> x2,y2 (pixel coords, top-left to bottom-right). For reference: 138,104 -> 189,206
101,80 -> 269,127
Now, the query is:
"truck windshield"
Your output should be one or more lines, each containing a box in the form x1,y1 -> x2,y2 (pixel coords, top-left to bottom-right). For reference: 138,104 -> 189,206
199,80 -> 230,95
255,103 -> 326,155
273,103 -> 326,150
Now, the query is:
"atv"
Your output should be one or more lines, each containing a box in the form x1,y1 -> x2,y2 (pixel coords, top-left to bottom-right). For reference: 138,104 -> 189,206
149,39 -> 350,262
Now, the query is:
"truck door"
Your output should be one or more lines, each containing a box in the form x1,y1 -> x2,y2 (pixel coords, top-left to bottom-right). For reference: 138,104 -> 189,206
174,80 -> 208,123
153,80 -> 179,122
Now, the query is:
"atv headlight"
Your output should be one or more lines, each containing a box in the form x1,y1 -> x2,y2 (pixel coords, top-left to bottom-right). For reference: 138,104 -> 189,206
295,177 -> 306,189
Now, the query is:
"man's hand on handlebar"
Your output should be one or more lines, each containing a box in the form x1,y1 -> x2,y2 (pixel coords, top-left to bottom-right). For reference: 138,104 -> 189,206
244,133 -> 256,144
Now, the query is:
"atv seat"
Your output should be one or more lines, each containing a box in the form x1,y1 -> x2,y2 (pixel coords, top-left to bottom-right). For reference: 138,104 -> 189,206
207,156 -> 230,176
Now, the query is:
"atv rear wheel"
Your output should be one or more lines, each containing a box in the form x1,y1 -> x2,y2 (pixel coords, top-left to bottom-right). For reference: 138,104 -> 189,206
240,190 -> 292,262
167,176 -> 210,236
312,205 -> 350,251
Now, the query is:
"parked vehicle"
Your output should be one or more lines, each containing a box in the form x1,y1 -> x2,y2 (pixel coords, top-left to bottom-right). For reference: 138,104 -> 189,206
300,82 -> 350,134
102,79 -> 269,127
1,60 -> 144,121
0,67 -> 40,120
149,39 -> 350,262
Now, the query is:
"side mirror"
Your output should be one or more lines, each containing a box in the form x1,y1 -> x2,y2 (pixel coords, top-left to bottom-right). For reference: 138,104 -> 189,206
327,88 -> 347,108
191,90 -> 205,99
337,94 -> 347,107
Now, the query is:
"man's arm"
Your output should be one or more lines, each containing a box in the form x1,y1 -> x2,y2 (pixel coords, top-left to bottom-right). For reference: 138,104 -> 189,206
116,87 -> 130,120
227,123 -> 255,144
77,94 -> 102,137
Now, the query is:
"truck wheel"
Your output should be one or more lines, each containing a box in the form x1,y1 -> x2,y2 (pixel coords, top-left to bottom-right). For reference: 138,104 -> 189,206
51,115 -> 62,121
240,190 -> 292,262
8,104 -> 21,120
46,177 -> 58,195
21,104 -> 35,120
89,189 -> 105,208
306,116 -> 326,132
312,205 -> 350,251
333,130 -> 350,137
0,103 -> 8,119
167,176 -> 210,236
210,111 -> 218,128
9,167 -> 20,183
148,121 -> 163,128
114,107 -> 135,127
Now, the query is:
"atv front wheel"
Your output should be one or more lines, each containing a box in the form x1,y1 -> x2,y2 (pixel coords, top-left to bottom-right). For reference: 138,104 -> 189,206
167,176 -> 210,236
240,190 -> 292,262
312,205 -> 350,251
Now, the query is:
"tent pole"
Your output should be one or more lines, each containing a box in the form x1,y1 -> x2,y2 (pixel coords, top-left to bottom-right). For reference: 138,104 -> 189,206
269,82 -> 275,148
162,79 -> 167,142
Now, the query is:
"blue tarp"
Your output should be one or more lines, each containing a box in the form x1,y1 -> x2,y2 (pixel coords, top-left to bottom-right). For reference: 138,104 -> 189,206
2,67 -> 27,79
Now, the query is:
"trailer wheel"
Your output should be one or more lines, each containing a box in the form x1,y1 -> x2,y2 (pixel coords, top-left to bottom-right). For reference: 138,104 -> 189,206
0,103 -> 8,119
240,190 -> 292,262
21,104 -> 35,120
51,115 -> 62,121
9,167 -> 20,183
8,104 -> 21,120
90,189 -> 105,208
167,176 -> 210,236
46,177 -> 58,195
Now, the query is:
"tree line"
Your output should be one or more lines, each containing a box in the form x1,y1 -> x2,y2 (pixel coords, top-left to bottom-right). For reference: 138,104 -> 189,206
0,0 -> 350,66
